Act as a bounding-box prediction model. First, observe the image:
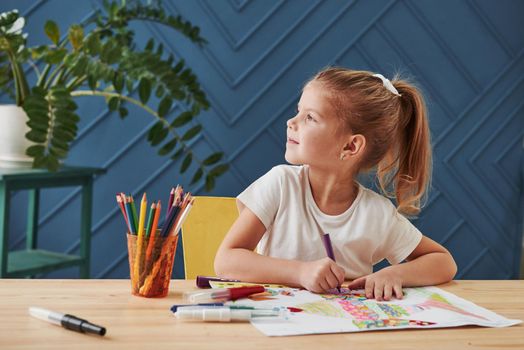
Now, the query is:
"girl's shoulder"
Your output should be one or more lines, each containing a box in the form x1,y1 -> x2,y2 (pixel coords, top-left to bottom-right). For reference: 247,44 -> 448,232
357,184 -> 398,216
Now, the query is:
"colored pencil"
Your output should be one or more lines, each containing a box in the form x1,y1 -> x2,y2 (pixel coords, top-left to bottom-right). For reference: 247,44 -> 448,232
145,203 -> 155,238
322,233 -> 341,293
160,204 -> 180,237
167,187 -> 175,215
137,193 -> 147,238
116,194 -> 131,233
130,195 -> 138,231
170,199 -> 194,236
145,200 -> 161,264
124,196 -> 136,234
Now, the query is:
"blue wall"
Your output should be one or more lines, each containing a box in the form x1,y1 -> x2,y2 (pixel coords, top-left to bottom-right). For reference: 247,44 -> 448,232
2,0 -> 523,279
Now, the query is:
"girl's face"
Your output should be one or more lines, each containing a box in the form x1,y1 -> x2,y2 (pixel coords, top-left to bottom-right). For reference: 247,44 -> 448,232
285,81 -> 346,167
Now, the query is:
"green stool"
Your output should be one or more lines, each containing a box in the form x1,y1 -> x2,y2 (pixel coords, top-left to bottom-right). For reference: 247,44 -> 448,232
0,166 -> 105,278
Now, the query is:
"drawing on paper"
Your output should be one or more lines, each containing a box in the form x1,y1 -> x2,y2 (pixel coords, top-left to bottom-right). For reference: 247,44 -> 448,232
209,282 -> 521,336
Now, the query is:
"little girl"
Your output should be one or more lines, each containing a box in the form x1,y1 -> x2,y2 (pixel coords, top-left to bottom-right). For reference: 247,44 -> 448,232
214,67 -> 457,301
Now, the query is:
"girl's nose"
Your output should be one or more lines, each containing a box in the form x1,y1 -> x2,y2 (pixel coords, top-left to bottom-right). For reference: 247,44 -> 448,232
287,116 -> 296,129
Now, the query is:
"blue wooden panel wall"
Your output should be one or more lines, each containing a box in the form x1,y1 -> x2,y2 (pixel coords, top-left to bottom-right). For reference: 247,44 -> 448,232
1,0 -> 523,279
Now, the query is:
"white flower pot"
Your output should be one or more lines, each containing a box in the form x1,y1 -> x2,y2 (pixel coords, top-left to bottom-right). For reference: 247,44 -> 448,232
0,104 -> 35,168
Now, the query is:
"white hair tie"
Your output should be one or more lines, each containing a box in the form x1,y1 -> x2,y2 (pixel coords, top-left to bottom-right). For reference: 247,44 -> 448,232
372,73 -> 401,97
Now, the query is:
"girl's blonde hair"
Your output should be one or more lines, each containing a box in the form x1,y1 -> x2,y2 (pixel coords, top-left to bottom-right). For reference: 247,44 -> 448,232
310,67 -> 432,216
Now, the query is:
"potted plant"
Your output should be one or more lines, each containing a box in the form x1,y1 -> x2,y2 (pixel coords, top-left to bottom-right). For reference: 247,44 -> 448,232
0,0 -> 228,190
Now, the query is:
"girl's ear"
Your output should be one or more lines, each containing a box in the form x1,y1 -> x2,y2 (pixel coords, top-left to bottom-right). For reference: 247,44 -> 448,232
342,134 -> 366,158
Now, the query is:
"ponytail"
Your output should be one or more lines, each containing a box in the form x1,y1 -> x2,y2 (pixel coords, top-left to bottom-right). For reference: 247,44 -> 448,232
377,80 -> 432,216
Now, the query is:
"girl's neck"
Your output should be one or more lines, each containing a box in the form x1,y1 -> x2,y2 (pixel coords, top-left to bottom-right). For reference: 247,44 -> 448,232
307,165 -> 359,216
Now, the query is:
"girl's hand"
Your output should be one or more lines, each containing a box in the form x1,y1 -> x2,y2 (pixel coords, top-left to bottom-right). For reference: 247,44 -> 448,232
346,267 -> 403,301
298,258 -> 345,293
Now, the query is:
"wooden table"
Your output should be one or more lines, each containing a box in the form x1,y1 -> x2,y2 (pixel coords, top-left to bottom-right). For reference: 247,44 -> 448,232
0,279 -> 523,349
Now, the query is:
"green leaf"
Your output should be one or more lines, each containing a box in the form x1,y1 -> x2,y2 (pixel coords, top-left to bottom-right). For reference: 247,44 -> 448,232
26,145 -> 45,157
27,120 -> 49,133
88,75 -> 97,90
180,153 -> 192,173
147,121 -> 168,146
100,40 -> 112,62
138,77 -> 151,104
113,72 -> 124,93
203,152 -> 223,166
119,106 -> 128,119
108,96 -> 119,111
158,138 -> 177,156
44,48 -> 67,64
171,111 -> 193,128
147,121 -> 164,142
155,85 -> 165,98
205,174 -> 216,192
190,168 -> 203,184
25,130 -> 46,143
181,125 -> 202,141
157,97 -> 172,117
68,24 -> 84,50
47,155 -> 60,172
209,163 -> 229,177
106,46 -> 121,64
70,55 -> 88,77
49,146 -> 68,159
173,59 -> 184,74
44,20 -> 60,45
85,34 -> 101,56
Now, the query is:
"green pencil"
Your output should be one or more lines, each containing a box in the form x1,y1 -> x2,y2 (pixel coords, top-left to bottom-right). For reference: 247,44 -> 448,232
130,195 -> 138,231
145,203 -> 155,238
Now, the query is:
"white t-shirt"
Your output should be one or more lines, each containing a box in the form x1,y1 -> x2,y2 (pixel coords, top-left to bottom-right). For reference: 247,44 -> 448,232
237,165 -> 423,279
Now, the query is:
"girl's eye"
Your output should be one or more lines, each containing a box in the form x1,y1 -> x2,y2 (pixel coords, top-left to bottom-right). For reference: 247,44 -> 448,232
306,114 -> 315,121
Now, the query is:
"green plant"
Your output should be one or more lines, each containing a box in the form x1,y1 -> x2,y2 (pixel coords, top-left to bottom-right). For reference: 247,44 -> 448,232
0,1 -> 228,191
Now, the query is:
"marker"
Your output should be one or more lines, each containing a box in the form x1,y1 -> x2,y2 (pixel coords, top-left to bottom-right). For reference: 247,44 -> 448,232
196,275 -> 241,288
170,303 -> 225,312
170,303 -> 279,313
322,233 -> 341,293
183,285 -> 265,303
174,306 -> 280,322
28,307 -> 106,336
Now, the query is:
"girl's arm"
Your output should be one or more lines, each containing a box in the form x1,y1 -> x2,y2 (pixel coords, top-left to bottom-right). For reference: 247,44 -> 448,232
394,235 -> 457,286
347,236 -> 457,300
214,206 -> 344,292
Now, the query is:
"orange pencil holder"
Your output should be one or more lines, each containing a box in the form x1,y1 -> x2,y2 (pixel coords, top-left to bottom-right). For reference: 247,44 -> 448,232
126,230 -> 179,298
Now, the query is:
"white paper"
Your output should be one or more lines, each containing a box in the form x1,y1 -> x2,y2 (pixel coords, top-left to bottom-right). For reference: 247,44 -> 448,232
210,282 -> 522,337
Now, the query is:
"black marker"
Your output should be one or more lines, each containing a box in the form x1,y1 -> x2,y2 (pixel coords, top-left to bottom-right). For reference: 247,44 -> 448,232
29,307 -> 106,336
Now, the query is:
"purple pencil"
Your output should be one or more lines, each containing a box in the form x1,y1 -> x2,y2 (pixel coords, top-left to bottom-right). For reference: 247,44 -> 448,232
321,233 -> 341,293
167,187 -> 175,216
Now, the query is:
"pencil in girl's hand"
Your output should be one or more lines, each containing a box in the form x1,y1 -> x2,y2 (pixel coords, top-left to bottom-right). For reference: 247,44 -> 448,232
322,233 -> 341,293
